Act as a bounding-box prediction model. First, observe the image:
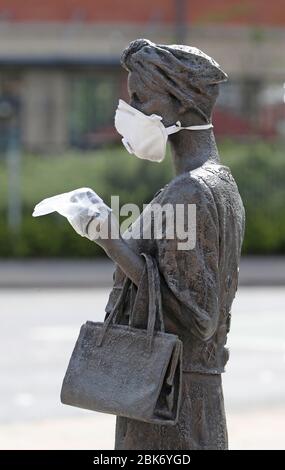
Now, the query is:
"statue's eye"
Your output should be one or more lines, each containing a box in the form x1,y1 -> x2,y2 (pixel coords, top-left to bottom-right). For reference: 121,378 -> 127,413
132,93 -> 141,104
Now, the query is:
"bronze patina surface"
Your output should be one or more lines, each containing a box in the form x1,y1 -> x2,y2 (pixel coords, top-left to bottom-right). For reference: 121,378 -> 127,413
101,39 -> 245,449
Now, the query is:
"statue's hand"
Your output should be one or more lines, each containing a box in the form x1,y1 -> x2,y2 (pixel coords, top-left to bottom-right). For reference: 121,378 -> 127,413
68,207 -> 120,249
66,189 -> 112,241
86,211 -> 120,249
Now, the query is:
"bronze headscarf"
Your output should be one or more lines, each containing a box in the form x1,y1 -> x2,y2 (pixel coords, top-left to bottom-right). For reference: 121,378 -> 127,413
121,39 -> 228,123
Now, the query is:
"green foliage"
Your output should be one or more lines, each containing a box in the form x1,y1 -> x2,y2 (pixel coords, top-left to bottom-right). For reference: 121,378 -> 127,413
220,140 -> 285,254
0,140 -> 284,257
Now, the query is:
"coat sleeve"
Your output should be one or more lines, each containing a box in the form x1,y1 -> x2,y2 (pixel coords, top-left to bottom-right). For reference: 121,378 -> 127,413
155,175 -> 220,341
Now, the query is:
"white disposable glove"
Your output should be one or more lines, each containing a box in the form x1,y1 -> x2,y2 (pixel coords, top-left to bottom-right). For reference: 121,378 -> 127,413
32,187 -> 112,240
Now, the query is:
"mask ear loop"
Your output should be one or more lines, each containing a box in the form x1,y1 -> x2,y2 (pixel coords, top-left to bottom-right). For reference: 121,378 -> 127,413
166,121 -> 182,135
166,121 -> 213,135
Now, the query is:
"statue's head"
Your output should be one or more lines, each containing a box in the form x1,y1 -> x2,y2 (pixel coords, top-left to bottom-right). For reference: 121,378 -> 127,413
121,39 -> 227,127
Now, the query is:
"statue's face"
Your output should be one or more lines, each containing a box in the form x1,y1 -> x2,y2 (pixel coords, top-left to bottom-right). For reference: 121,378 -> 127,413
127,72 -> 180,127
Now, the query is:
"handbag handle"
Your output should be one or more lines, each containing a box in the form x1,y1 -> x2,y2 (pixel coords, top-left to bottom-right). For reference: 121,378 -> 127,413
96,253 -> 164,350
142,254 -> 165,351
129,254 -> 164,333
96,274 -> 131,346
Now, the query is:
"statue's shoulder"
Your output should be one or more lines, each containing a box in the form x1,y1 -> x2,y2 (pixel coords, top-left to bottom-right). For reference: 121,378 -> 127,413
191,162 -> 236,187
190,163 -> 244,216
158,171 -> 207,205
159,162 -> 237,205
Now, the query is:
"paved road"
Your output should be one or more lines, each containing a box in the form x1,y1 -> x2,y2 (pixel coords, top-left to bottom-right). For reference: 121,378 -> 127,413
0,256 -> 285,288
0,287 -> 284,449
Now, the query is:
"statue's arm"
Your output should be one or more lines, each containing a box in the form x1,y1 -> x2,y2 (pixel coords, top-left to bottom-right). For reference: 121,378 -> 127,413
73,209 -> 184,334
65,195 -> 151,286
102,236 -> 181,333
98,236 -> 145,286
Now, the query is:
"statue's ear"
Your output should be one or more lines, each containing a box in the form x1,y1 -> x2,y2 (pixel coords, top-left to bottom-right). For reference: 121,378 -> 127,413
168,92 -> 186,115
177,103 -> 188,115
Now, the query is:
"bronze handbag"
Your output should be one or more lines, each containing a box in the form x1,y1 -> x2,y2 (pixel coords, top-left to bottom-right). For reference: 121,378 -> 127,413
60,254 -> 183,425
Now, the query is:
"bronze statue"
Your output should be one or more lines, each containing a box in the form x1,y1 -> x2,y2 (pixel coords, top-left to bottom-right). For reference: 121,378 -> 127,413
65,39 -> 245,450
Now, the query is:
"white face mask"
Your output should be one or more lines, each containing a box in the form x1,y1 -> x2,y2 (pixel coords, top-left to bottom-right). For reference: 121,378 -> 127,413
114,99 -> 213,162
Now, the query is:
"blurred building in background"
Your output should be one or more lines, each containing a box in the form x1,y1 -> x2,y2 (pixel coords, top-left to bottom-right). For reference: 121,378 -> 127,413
1,2 -> 284,451
0,0 -> 285,152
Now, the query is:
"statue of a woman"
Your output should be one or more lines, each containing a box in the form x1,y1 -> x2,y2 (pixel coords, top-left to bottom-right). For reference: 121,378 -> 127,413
71,39 -> 245,450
